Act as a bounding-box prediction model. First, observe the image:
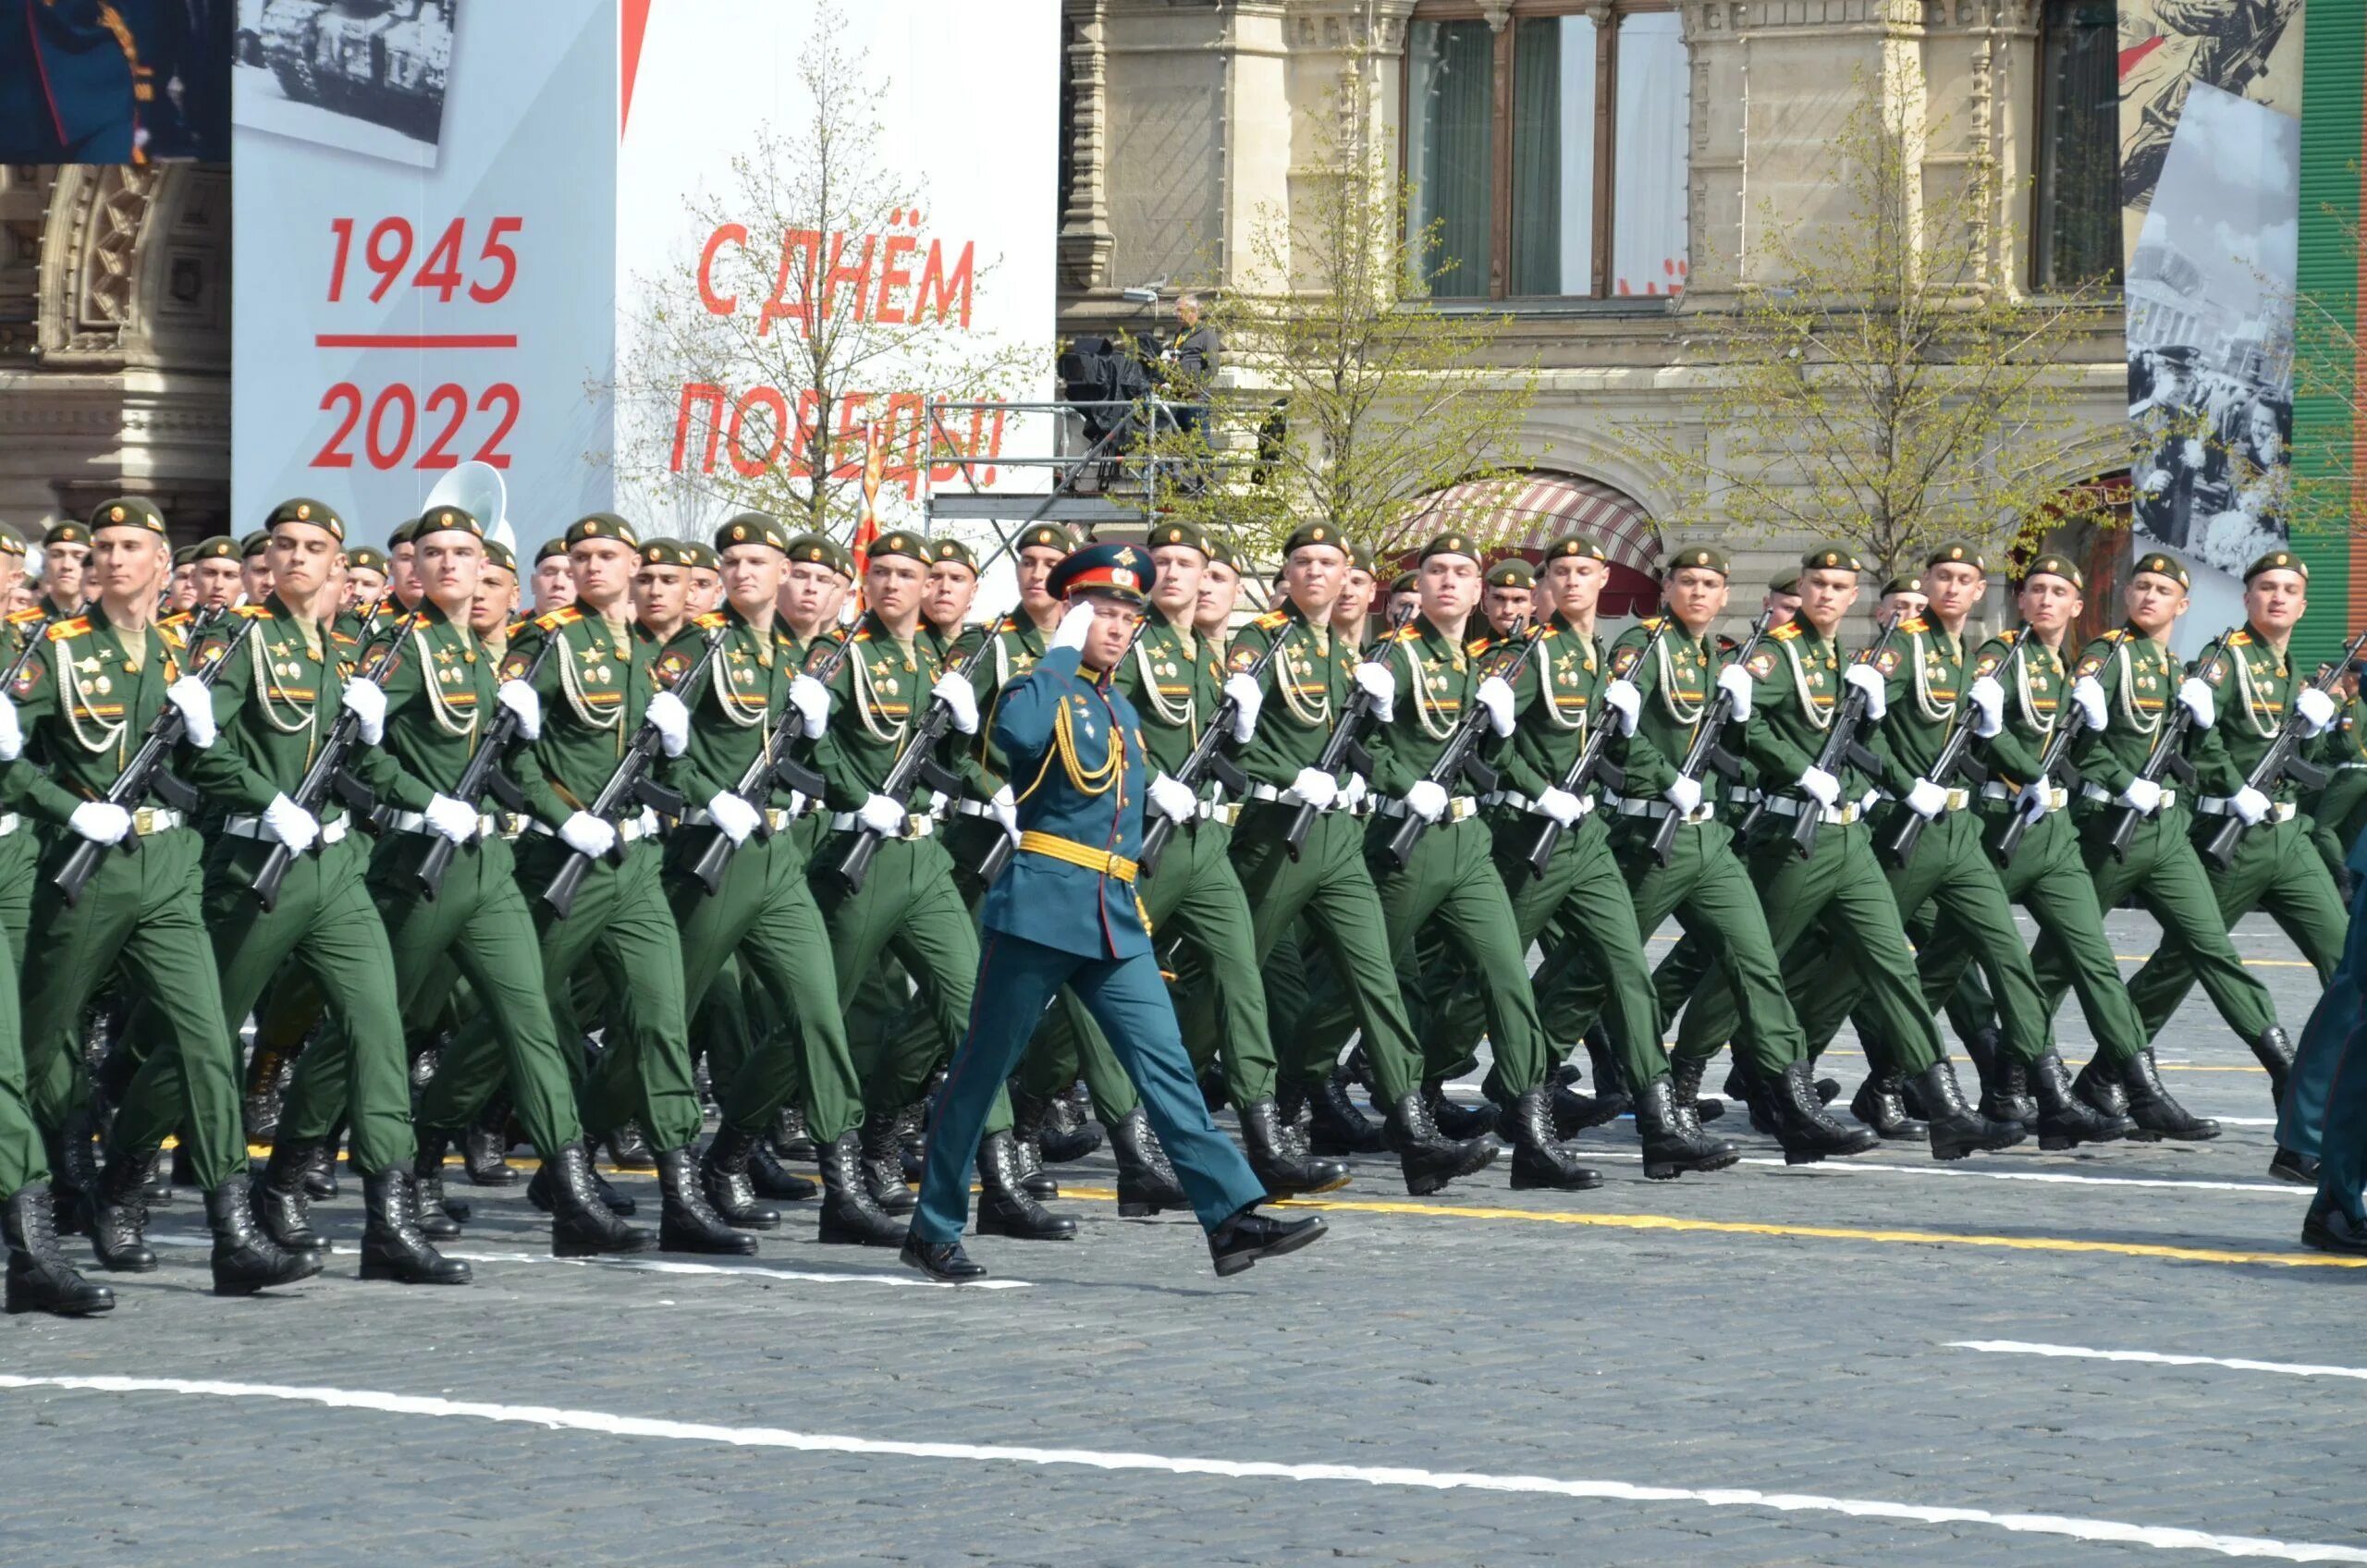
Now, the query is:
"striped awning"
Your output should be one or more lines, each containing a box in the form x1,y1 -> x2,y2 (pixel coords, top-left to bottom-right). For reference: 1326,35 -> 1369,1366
1417,472 -> 1662,574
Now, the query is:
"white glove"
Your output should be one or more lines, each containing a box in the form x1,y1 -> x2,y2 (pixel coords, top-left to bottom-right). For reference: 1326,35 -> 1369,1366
856,792 -> 906,837
263,792 -> 319,854
558,811 -> 617,858
1715,664 -> 1754,722
0,692 -> 20,763
497,680 -> 543,741
166,675 -> 216,751
1844,662 -> 1887,720
1534,785 -> 1584,827
1222,673 -> 1263,742
1050,601 -> 1096,653
2230,785 -> 2272,826
1354,661 -> 1395,722
990,783 -> 1020,845
2117,777 -> 2164,816
1600,678 -> 1641,737
1798,766 -> 1841,808
1663,775 -> 1702,815
1474,675 -> 1516,738
932,671 -> 979,735
1904,778 -> 1948,819
423,792 -> 480,843
1148,772 -> 1197,825
786,673 -> 829,740
1285,766 -> 1338,812
1404,779 -> 1448,822
67,800 -> 129,845
2297,687 -> 2337,736
342,677 -> 387,744
644,690 -> 692,758
705,790 -> 762,844
2177,677 -> 2214,730
2070,675 -> 2109,732
1339,772 -> 1368,812
1967,675 -> 2005,739
2016,783 -> 2051,823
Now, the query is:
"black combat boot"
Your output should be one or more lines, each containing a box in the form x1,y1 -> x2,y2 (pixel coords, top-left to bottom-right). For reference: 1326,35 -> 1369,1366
859,1108 -> 917,1214
1667,1052 -> 1724,1129
772,1105 -> 817,1162
252,1137 -> 323,1253
1548,1077 -> 1626,1138
45,1111 -> 101,1236
1006,1092 -> 1058,1200
1240,1099 -> 1349,1197
141,1148 -> 172,1206
604,1121 -> 657,1172
976,1133 -> 1077,1239
168,1142 -> 198,1192
747,1137 -> 818,1202
1383,1092 -> 1500,1197
463,1099 -> 521,1185
1308,1072 -> 1389,1155
303,1140 -> 339,1200
897,1101 -> 928,1181
2302,1198 -> 2367,1256
2120,1049 -> 2221,1142
1506,1087 -> 1602,1191
816,1131 -> 906,1246
1769,1060 -> 1882,1165
1726,1060 -> 1783,1136
3,1186 -> 110,1316
1027,1088 -> 1103,1165
1634,1075 -> 1740,1180
656,1146 -> 757,1255
1208,1205 -> 1329,1278
900,1231 -> 987,1282
2029,1050 -> 2130,1150
695,1125 -> 781,1231
207,1182 -> 322,1296
1961,1024 -> 2033,1125
2072,1054 -> 2131,1124
411,1128 -> 467,1240
547,1143 -> 656,1257
1579,1028 -> 1634,1118
90,1151 -> 158,1273
1425,1083 -> 1501,1141
1849,1069 -> 1928,1141
359,1170 -> 471,1284
242,1047 -> 297,1144
2270,1146 -> 2320,1185
529,1153 -> 635,1218
1913,1060 -> 2027,1161
1109,1109 -> 1188,1217
2251,1025 -> 2295,1109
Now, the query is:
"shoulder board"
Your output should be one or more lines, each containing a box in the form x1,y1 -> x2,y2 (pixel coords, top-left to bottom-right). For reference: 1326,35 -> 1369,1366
1716,634 -> 1738,653
1252,610 -> 1289,631
329,629 -> 359,648
773,629 -> 799,647
850,628 -> 874,643
1768,622 -> 1802,641
1380,625 -> 1420,645
533,605 -> 583,634
997,616 -> 1023,635
2227,630 -> 2252,647
44,618 -> 91,643
159,624 -> 187,651
1896,616 -> 1928,635
5,606 -> 43,626
1636,614 -> 1666,631
506,618 -> 533,641
158,610 -> 190,630
810,625 -> 849,645
692,611 -> 728,631
1466,636 -> 1494,658
230,603 -> 274,620
1994,628 -> 2020,646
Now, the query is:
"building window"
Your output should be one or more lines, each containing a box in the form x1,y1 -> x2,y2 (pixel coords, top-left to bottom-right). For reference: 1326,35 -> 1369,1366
1404,2 -> 1687,301
2034,0 -> 2120,289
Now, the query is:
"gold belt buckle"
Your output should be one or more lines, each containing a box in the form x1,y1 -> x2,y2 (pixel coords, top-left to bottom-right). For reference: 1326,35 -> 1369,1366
131,806 -> 161,836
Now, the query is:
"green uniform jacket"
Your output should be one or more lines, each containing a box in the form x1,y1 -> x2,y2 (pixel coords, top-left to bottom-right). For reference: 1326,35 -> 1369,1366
3,612 -> 195,827
181,597 -> 398,825
2064,626 -> 2241,804
499,603 -> 658,831
1738,618 -> 1880,802
1478,614 -> 1604,802
657,606 -> 813,815
1222,602 -> 1364,791
1605,616 -> 1742,805
807,611 -> 970,814
2189,622 -> 2309,803
1364,615 -> 1490,797
1115,610 -> 1229,782
1964,629 -> 2061,791
1864,616 -> 1967,796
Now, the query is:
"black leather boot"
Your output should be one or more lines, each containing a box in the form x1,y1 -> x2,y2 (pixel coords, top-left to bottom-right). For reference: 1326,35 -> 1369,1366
897,1100 -> 929,1180
529,1154 -> 635,1217
2302,1198 -> 2367,1256
816,1131 -> 906,1246
695,1125 -> 781,1231
2120,1049 -> 2222,1141
1848,1071 -> 1927,1141
1727,1060 -> 1783,1136
747,1137 -> 819,1202
860,1108 -> 917,1214
1208,1205 -> 1328,1278
1507,1088 -> 1602,1191
253,1137 -> 322,1253
772,1105 -> 817,1161
141,1147 -> 172,1206
1308,1072 -> 1388,1155
2251,1025 -> 2295,1109
2072,1054 -> 2132,1124
90,1151 -> 158,1273
1425,1084 -> 1501,1141
1914,1060 -> 2027,1161
1634,1075 -> 1740,1180
1026,1089 -> 1103,1165
2029,1049 -> 2129,1149
901,1231 -> 987,1281
463,1099 -> 521,1185
242,1047 -> 295,1144
168,1142 -> 198,1192
1383,1092 -> 1500,1197
604,1121 -> 657,1172
657,1146 -> 757,1255
4,1186 -> 110,1316
1547,1078 -> 1626,1138
208,1182 -> 322,1296
1110,1108 -> 1188,1216
1962,1025 -> 2033,1125
975,1132 -> 1077,1239
2270,1146 -> 2321,1185
1006,1094 -> 1058,1201
411,1128 -> 466,1240
360,1170 -> 471,1284
303,1140 -> 339,1200
1668,1052 -> 1723,1129
547,1143 -> 656,1257
1240,1099 -> 1348,1197
45,1111 -> 101,1236
1770,1060 -> 1882,1164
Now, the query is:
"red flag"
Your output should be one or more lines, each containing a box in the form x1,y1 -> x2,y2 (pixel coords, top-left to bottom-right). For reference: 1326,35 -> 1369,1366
850,418 -> 886,612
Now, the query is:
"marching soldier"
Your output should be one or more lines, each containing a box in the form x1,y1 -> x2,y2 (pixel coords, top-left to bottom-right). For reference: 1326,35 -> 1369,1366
1875,573 -> 1927,624
1331,543 -> 1378,645
385,518 -> 424,612
345,545 -> 389,616
530,536 -> 577,617
183,536 -> 242,613
38,521 -> 90,619
685,543 -> 726,617
239,530 -> 275,606
923,536 -> 980,643
634,538 -> 693,643
2302,657 -> 2367,896
470,540 -> 520,655
1481,557 -> 1533,640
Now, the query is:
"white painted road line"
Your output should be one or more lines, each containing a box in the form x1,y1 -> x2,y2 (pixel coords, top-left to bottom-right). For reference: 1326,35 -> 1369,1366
0,1374 -> 2359,1562
1576,1148 -> 2293,1195
143,1232 -> 1028,1289
1952,1341 -> 2367,1384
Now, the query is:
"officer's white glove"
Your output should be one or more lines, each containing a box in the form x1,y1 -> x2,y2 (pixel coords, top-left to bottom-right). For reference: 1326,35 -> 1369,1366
558,811 -> 617,859
1404,779 -> 1448,823
2230,785 -> 2272,826
2297,687 -> 2338,737
926,790 -> 953,819
1049,601 -> 1097,653
1354,661 -> 1395,722
341,677 -> 387,744
166,675 -> 216,751
786,673 -> 829,740
67,800 -> 129,845
1715,664 -> 1754,722
705,790 -> 762,844
1967,675 -> 2005,739
1534,786 -> 1585,827
1663,775 -> 1702,816
1339,772 -> 1368,813
1904,778 -> 1948,819
1474,675 -> 1517,738
263,792 -> 319,854
2016,783 -> 2051,823
2177,677 -> 2215,730
1222,673 -> 1263,742
2116,777 -> 2165,816
423,792 -> 480,844
2070,675 -> 2109,732
1285,766 -> 1338,812
644,690 -> 692,757
785,790 -> 812,820
1148,772 -> 1197,826
0,692 -> 21,763
855,791 -> 906,837
1601,678 -> 1642,737
1798,766 -> 1841,808
931,670 -> 979,735
990,783 -> 1020,845
497,680 -> 542,741
1843,662 -> 1887,720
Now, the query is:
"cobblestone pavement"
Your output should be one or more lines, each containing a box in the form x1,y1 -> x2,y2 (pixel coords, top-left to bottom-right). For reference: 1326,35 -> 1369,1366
1,910 -> 2361,1566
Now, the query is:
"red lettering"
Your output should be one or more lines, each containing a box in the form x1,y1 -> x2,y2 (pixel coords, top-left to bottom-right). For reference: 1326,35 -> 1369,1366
698,223 -> 746,316
916,239 -> 975,328
728,386 -> 791,478
757,229 -> 822,339
821,230 -> 877,325
671,383 -> 726,473
874,233 -> 917,325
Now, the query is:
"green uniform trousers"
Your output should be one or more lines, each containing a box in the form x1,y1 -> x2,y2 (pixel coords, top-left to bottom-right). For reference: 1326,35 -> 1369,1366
2124,814 -> 2344,1026
0,829 -> 44,1197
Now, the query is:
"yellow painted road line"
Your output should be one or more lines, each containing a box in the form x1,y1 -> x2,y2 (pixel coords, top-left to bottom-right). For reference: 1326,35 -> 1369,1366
1642,934 -> 2311,967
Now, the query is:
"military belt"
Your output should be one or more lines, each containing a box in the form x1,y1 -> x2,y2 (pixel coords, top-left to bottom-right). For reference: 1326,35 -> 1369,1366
1245,781 -> 1343,814
223,813 -> 350,847
2080,782 -> 2177,812
386,808 -> 500,840
527,808 -> 661,843
828,810 -> 936,839
1482,789 -> 1593,819
1607,792 -> 1714,825
1377,794 -> 1478,825
126,806 -> 185,838
1017,829 -> 1137,884
1762,795 -> 1864,827
952,798 -> 1002,822
1982,781 -> 2067,812
0,813 -> 20,838
2196,796 -> 2297,824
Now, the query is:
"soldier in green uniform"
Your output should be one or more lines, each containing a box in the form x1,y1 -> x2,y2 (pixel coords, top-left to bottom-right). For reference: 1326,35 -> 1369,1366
37,521 -> 91,619
7,498 -> 318,1295
2303,663 -> 2367,898
1481,557 -> 1533,641
901,544 -> 1326,1283
183,535 -> 243,615
239,529 -> 275,606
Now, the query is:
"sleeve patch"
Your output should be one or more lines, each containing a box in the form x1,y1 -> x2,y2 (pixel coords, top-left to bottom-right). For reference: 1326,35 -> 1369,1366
1971,651 -> 2001,679
2074,655 -> 2103,679
1746,651 -> 1776,679
497,650 -> 532,682
801,642 -> 836,676
656,650 -> 690,685
1228,643 -> 1260,674
1874,648 -> 1901,674
1611,646 -> 1639,678
10,656 -> 40,695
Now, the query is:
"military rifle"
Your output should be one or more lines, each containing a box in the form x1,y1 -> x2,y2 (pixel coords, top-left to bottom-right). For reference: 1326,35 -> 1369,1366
1523,613 -> 1668,880
1787,612 -> 1904,862
1880,631 -> 2016,870
1282,600 -> 1417,862
1381,618 -> 1544,870
1651,611 -> 1772,867
2104,634 -> 2224,863
412,631 -> 562,900
2197,625 -> 2367,873
1138,619 -> 1294,876
249,594 -> 399,912
689,626 -> 857,896
2,609 -> 59,689
833,629 -> 978,893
